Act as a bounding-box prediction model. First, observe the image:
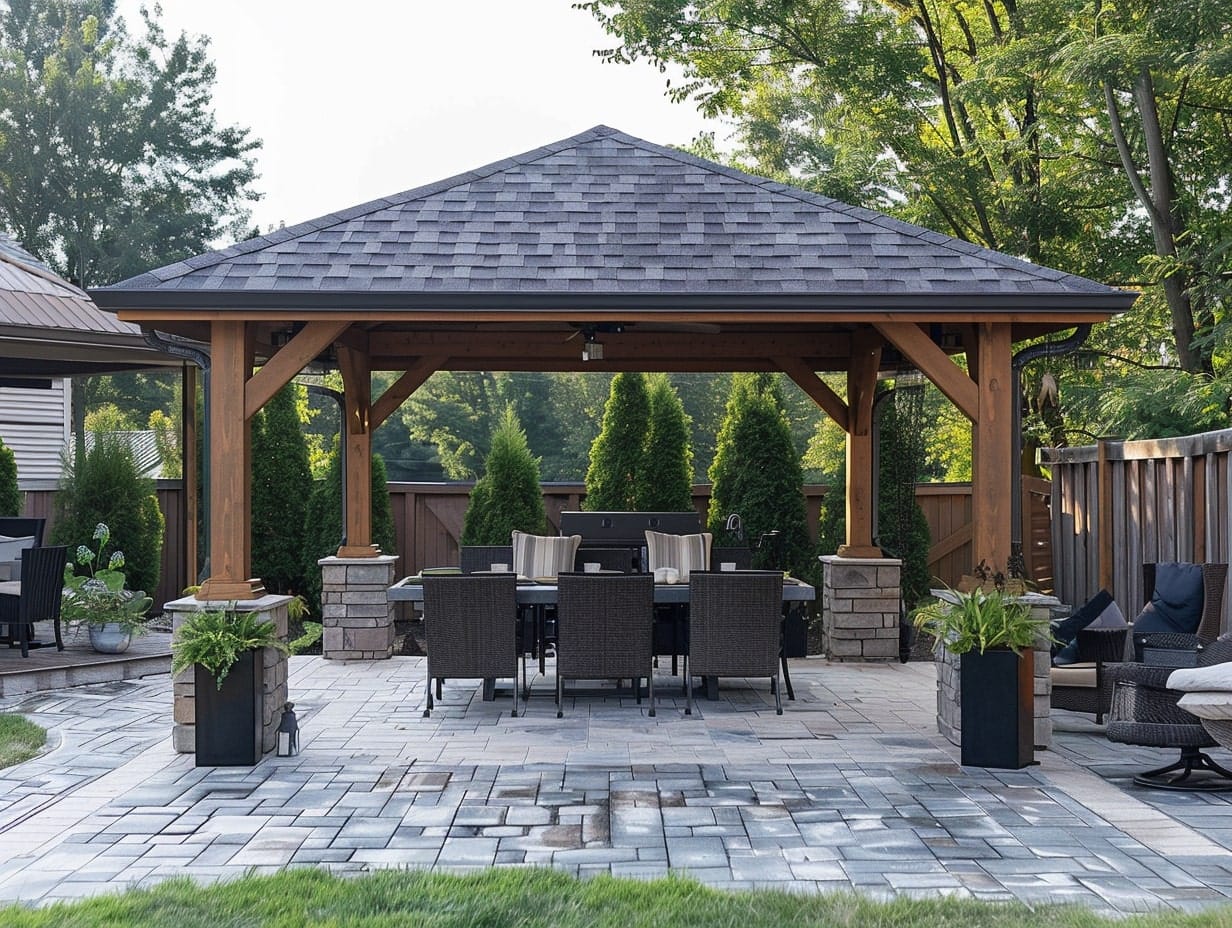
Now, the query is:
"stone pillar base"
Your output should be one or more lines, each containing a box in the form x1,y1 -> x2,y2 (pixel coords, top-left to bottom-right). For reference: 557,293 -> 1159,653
820,555 -> 901,662
164,594 -> 292,755
319,554 -> 398,660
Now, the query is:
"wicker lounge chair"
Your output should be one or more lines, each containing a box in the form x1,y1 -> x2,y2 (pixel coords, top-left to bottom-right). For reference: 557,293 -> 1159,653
421,574 -> 521,718
685,570 -> 785,716
1050,625 -> 1128,723
1132,562 -> 1227,662
554,572 -> 655,717
1105,636 -> 1232,790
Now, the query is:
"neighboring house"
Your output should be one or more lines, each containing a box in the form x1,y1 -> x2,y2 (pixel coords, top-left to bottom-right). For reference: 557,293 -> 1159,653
0,378 -> 71,490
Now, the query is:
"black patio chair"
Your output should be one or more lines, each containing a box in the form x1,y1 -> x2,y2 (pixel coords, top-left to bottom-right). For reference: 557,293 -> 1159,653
1132,562 -> 1227,663
572,547 -> 636,573
0,517 -> 45,547
459,545 -> 513,574
421,574 -> 521,718
555,572 -> 655,718
686,570 -> 785,716
0,545 -> 68,657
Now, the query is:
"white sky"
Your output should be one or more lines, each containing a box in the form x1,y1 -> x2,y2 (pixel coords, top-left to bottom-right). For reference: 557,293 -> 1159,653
122,1 -> 719,235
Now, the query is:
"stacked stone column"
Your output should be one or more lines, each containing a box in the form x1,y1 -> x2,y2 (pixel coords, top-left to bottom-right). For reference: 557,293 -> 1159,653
820,555 -> 902,662
165,593 -> 291,755
319,554 -> 398,660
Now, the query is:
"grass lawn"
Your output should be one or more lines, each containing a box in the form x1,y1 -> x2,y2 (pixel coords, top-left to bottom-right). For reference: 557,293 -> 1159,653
0,712 -> 45,768
0,868 -> 1227,927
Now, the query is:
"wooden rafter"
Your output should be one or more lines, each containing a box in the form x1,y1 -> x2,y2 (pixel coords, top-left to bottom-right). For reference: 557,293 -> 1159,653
370,356 -> 445,429
777,358 -> 849,431
874,321 -> 978,422
244,320 -> 351,420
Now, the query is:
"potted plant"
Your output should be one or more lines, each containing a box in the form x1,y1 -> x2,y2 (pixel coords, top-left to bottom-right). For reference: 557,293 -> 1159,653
912,585 -> 1051,769
61,523 -> 154,654
171,605 -> 288,766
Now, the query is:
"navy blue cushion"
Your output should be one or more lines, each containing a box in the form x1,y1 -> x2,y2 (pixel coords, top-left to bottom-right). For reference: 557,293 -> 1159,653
1051,589 -> 1113,660
1053,637 -> 1082,665
1134,563 -> 1205,635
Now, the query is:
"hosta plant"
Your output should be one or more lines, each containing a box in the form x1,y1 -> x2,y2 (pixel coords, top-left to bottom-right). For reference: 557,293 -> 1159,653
171,605 -> 288,689
61,522 -> 153,633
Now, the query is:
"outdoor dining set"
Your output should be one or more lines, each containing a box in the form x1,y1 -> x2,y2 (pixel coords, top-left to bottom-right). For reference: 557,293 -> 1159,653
387,511 -> 816,720
0,516 -> 68,658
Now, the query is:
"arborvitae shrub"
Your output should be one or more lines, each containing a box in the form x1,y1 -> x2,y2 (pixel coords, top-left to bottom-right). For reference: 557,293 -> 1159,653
461,408 -> 547,545
635,375 -> 694,511
51,433 -> 164,594
707,374 -> 812,580
584,372 -> 650,510
251,384 -> 312,596
0,438 -> 19,516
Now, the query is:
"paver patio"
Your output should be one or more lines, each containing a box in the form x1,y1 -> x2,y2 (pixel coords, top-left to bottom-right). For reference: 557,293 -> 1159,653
1,655 -> 1231,914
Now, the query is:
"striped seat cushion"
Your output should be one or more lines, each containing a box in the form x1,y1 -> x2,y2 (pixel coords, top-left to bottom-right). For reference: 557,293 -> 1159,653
644,531 -> 712,580
511,531 -> 581,581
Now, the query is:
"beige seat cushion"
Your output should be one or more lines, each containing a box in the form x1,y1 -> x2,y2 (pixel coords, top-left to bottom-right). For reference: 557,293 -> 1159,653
1050,663 -> 1098,688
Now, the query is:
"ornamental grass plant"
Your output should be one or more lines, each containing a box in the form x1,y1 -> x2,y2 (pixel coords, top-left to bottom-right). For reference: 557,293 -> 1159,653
911,586 -> 1051,655
171,605 -> 288,688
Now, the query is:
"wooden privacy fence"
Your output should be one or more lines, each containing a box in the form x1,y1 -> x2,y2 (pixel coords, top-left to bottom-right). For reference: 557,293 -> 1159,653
1046,430 -> 1232,626
24,479 -> 1041,612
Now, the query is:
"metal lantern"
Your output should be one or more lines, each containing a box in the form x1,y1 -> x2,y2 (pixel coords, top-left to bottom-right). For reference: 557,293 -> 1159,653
276,701 -> 300,757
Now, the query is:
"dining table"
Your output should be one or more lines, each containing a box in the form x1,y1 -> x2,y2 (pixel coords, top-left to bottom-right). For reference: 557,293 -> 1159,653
387,572 -> 816,702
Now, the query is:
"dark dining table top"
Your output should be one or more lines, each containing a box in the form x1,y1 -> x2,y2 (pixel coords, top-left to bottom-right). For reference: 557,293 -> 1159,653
387,573 -> 816,605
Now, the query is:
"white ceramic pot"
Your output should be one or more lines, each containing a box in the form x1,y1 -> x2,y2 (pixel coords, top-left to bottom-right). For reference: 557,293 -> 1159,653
88,622 -> 132,654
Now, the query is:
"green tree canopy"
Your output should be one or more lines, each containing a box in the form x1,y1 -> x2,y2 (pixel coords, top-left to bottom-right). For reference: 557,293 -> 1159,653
636,375 -> 694,511
460,408 -> 547,545
584,372 -> 651,510
0,437 -> 18,516
0,0 -> 260,287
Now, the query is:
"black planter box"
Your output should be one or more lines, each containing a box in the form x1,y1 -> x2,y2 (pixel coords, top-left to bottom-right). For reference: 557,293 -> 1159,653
194,648 -> 264,767
960,648 -> 1033,769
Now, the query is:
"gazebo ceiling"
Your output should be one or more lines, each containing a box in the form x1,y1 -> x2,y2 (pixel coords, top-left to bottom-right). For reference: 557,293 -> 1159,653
93,125 -> 1136,374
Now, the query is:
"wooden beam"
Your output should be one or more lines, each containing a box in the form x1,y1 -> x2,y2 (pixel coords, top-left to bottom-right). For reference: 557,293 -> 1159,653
1098,437 -> 1115,592
874,322 -> 979,421
370,356 -> 444,430
244,321 -> 351,420
374,357 -> 787,374
196,319 -> 264,600
971,323 -> 1013,573
839,329 -> 882,557
337,344 -> 375,554
777,358 -> 849,431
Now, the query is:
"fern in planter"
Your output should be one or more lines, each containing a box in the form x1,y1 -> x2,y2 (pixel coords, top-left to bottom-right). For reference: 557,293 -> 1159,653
171,606 -> 289,688
911,587 -> 1051,655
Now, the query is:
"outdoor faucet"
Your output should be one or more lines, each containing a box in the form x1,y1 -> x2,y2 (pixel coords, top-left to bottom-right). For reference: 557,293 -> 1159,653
724,513 -> 743,541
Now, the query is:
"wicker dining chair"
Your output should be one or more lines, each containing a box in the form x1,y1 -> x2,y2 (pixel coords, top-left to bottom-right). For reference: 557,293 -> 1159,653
0,545 -> 68,657
459,545 -> 514,574
686,570 -> 784,716
421,574 -> 521,718
555,572 -> 655,718
572,547 -> 636,573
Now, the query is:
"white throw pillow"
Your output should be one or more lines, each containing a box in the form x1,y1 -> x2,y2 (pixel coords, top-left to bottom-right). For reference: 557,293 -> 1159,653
644,530 -> 712,581
511,531 -> 581,581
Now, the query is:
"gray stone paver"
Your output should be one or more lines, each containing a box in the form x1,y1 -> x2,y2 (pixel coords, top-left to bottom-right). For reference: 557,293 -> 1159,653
0,655 -> 1231,912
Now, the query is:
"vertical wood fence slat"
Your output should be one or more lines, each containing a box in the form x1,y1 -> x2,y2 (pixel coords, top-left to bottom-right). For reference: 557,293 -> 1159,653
1046,431 -> 1232,630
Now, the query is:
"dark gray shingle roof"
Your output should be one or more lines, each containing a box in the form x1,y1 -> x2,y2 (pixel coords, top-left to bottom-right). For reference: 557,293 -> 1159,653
103,126 -> 1126,305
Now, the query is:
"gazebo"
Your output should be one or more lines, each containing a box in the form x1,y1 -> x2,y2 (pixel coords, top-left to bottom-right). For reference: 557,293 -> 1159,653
93,125 -> 1135,640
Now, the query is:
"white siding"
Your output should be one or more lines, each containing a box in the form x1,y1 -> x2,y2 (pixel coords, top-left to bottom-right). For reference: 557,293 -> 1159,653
0,379 -> 69,487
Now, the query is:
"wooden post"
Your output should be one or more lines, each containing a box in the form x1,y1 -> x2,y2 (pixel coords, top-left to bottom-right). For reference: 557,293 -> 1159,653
839,330 -> 883,558
972,323 -> 1013,573
196,320 -> 263,600
337,344 -> 378,557
1097,437 -> 1115,593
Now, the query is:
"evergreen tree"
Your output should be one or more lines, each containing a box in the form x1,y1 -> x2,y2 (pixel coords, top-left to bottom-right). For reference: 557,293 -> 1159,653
636,375 -> 694,511
707,374 -> 812,579
251,384 -> 312,596
51,433 -> 163,594
584,372 -> 650,510
460,408 -> 547,545
0,437 -> 18,516
302,446 -> 397,613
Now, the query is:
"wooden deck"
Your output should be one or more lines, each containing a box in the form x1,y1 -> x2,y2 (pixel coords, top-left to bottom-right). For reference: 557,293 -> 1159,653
0,624 -> 171,698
